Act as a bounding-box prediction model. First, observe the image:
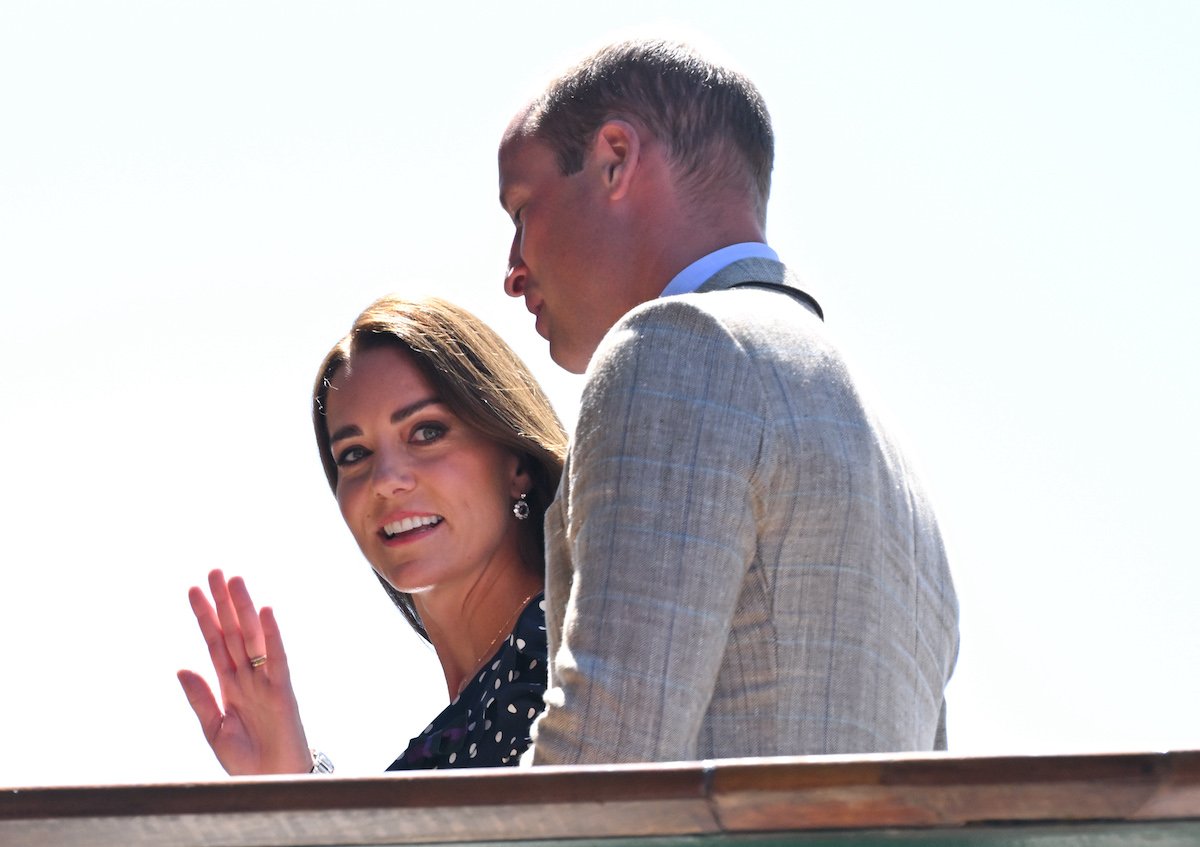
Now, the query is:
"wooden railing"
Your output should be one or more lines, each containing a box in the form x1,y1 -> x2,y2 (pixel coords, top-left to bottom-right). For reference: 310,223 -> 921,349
3,750 -> 1199,846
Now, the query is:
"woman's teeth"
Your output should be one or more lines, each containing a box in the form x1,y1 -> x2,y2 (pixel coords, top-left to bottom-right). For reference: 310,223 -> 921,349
382,515 -> 443,538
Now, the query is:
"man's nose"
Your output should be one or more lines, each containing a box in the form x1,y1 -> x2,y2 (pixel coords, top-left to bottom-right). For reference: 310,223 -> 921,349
504,234 -> 526,297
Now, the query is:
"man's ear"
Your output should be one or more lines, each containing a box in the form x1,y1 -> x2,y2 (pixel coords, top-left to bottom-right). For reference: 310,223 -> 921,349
591,119 -> 641,201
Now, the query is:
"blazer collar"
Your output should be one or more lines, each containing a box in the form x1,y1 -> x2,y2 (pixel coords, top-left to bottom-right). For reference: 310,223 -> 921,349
694,257 -> 824,321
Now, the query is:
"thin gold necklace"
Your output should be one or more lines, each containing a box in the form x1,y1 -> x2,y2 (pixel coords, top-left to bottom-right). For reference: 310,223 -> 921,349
457,588 -> 541,697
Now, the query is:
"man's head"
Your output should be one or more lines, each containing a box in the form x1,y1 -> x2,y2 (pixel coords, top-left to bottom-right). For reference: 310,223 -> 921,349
525,39 -> 774,223
498,39 -> 774,373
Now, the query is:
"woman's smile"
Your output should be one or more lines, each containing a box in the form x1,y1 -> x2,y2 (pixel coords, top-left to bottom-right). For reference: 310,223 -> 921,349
380,513 -> 444,544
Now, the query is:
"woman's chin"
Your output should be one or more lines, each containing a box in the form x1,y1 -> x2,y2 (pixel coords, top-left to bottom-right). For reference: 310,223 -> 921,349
372,564 -> 438,596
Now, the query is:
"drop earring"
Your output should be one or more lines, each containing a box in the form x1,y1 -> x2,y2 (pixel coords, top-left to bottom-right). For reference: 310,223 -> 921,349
512,493 -> 530,521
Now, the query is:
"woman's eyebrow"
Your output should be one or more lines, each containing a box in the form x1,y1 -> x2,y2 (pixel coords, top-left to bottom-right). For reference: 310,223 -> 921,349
391,397 -> 440,425
328,423 -> 361,444
328,398 -> 442,444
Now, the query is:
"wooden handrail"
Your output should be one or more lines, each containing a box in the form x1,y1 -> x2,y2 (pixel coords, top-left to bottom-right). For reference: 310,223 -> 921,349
3,750 -> 1199,846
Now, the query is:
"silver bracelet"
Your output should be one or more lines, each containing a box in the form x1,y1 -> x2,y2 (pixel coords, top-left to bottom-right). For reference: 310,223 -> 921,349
309,748 -> 335,774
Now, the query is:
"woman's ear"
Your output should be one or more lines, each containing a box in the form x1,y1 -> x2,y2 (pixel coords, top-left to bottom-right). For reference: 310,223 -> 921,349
509,455 -> 534,500
590,119 -> 641,201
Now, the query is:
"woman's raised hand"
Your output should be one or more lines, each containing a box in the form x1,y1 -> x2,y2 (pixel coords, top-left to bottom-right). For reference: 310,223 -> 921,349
177,569 -> 314,775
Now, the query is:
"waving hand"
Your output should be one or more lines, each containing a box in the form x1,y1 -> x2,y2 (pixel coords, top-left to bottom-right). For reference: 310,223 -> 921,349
177,569 -> 313,774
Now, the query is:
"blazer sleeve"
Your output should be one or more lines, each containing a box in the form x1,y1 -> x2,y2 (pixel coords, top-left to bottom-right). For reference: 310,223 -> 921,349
531,297 -> 769,764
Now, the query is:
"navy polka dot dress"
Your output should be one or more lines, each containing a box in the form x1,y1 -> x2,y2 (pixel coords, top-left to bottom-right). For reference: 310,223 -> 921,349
386,594 -> 547,770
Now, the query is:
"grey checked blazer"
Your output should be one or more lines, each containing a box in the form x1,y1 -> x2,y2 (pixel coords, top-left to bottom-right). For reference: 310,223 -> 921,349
531,258 -> 959,765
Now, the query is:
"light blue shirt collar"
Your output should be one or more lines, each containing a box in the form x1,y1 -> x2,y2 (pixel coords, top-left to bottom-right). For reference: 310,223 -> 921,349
659,242 -> 779,298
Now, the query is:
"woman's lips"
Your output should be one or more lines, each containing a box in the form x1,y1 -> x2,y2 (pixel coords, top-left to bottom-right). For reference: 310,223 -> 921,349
379,514 -> 443,543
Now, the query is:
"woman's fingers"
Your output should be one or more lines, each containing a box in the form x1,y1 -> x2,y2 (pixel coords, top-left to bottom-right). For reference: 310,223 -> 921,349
177,669 -> 223,745
190,571 -> 273,677
207,569 -> 252,668
188,585 -> 235,675
259,606 -> 290,684
229,576 -> 267,666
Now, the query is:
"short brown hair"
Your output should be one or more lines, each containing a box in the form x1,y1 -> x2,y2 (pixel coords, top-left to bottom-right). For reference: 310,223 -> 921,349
313,295 -> 567,638
523,39 -> 773,221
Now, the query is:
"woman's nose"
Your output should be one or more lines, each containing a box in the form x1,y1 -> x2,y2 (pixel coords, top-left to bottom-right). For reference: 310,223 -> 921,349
371,450 -> 416,497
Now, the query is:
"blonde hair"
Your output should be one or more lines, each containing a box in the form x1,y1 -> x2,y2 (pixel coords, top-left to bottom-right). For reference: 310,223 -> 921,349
313,295 -> 567,638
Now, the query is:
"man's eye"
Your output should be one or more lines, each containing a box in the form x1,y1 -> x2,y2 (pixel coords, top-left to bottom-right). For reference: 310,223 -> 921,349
412,423 -> 447,443
335,445 -> 368,466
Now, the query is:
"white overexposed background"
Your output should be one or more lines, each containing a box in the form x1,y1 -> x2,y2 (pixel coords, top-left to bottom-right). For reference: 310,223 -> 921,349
1,0 -> 1196,786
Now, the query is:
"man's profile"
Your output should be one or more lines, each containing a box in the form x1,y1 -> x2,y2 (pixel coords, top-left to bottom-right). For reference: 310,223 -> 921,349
498,39 -> 959,765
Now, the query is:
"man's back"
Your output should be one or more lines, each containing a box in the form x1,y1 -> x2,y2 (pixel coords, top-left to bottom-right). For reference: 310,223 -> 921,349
532,259 -> 959,763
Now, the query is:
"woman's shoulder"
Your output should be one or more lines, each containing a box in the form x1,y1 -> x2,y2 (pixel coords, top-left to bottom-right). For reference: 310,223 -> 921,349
512,592 -> 547,654
386,592 -> 547,771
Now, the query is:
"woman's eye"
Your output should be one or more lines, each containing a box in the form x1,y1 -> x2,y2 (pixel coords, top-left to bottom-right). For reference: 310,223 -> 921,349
335,445 -> 369,466
412,423 -> 447,443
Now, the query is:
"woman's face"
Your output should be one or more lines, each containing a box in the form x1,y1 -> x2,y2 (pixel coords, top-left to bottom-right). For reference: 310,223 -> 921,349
325,345 -> 530,598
